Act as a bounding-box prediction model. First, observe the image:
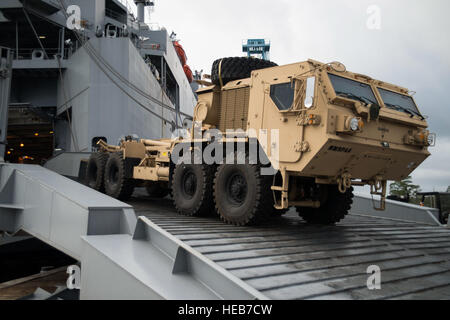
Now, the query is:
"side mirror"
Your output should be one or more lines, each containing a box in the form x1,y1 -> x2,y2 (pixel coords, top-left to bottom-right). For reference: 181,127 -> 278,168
304,77 -> 316,109
329,61 -> 347,73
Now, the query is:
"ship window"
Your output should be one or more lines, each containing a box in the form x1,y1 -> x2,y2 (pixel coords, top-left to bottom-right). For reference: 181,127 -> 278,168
270,82 -> 294,111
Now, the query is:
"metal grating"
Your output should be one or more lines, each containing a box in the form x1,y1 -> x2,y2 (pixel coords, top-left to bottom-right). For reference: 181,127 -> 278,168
219,87 -> 250,131
129,195 -> 450,300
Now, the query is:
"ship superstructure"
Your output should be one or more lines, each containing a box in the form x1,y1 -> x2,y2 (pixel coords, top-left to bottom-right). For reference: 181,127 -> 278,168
0,0 -> 196,164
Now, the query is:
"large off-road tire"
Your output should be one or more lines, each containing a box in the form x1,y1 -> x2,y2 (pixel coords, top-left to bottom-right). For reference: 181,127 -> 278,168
145,182 -> 170,199
172,164 -> 215,217
297,186 -> 354,225
214,162 -> 273,226
86,153 -> 109,192
104,152 -> 135,201
211,57 -> 278,86
440,211 -> 449,225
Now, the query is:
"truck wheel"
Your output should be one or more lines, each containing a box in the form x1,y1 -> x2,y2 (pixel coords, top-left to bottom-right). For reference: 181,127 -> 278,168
104,152 -> 135,201
297,186 -> 354,225
441,211 -> 449,225
214,163 -> 272,226
211,57 -> 277,86
86,153 -> 109,192
146,182 -> 170,199
172,164 -> 215,217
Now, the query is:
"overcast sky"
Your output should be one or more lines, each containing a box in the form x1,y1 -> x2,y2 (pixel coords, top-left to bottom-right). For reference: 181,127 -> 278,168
147,0 -> 450,192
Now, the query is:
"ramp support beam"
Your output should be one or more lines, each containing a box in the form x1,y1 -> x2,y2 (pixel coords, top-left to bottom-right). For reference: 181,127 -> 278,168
0,47 -> 13,161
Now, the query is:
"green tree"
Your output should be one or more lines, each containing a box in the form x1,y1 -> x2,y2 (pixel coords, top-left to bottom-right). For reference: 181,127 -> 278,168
389,176 -> 421,203
447,186 -> 450,193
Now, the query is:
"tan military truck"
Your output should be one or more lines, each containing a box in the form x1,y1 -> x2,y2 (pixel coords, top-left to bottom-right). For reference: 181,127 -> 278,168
86,57 -> 433,226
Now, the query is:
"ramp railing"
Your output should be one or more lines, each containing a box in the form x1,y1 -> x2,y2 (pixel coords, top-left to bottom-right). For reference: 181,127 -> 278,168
351,193 -> 442,226
80,217 -> 268,300
0,164 -> 136,260
44,152 -> 92,179
0,163 -> 269,299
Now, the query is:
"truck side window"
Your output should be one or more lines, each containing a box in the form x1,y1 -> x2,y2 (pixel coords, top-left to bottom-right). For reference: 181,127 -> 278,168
270,82 -> 294,111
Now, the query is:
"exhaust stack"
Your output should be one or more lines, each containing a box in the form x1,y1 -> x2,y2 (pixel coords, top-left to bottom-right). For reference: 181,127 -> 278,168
134,0 -> 154,23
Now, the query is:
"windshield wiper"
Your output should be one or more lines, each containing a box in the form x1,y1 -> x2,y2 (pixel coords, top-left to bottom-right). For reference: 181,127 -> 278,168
406,108 -> 425,120
335,91 -> 376,106
385,103 -> 425,120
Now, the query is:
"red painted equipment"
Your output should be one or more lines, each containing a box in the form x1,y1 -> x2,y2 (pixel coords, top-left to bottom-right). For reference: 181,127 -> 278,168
183,65 -> 193,83
173,40 -> 193,83
173,41 -> 187,66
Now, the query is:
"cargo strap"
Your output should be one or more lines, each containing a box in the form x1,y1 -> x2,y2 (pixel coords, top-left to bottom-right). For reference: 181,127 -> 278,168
218,59 -> 224,87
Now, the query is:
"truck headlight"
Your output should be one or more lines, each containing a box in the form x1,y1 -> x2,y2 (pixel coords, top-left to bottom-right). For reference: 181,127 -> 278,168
406,130 -> 436,147
350,118 -> 360,131
427,133 -> 436,147
339,116 -> 364,134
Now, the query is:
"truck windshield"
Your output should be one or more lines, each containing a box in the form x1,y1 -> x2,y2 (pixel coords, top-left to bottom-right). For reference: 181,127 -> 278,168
328,74 -> 377,106
378,88 -> 422,117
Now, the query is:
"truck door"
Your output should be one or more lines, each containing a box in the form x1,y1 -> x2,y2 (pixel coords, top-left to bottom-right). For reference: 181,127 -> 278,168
267,77 -> 315,163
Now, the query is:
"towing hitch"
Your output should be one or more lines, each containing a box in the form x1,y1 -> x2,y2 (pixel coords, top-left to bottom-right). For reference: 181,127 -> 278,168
370,177 -> 387,211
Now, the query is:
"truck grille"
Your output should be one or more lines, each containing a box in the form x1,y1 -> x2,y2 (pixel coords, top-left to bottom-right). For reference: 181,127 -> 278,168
218,87 -> 250,131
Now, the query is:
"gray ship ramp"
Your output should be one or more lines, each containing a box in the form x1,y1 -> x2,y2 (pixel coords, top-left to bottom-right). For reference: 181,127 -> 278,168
1,163 -> 450,300
129,194 -> 450,300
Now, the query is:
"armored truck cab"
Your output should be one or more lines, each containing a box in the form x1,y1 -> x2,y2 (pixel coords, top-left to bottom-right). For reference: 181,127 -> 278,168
194,59 -> 432,215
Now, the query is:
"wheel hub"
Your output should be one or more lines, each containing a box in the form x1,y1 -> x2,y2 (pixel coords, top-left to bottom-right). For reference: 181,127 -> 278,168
109,165 -> 119,184
182,171 -> 197,198
227,173 -> 248,205
89,165 -> 98,183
